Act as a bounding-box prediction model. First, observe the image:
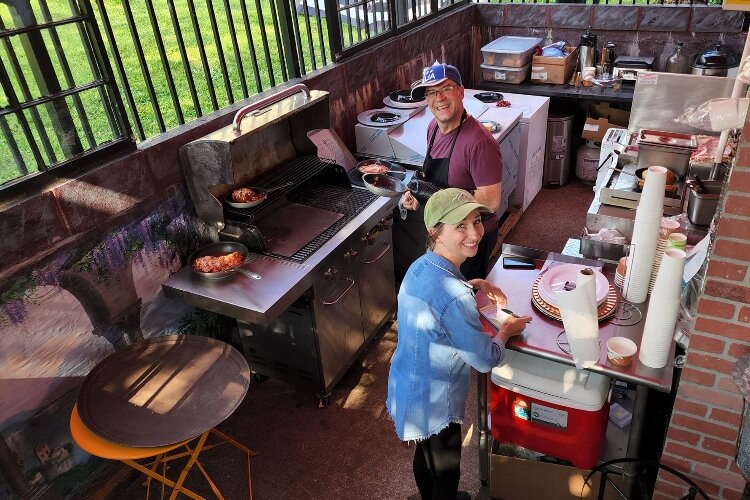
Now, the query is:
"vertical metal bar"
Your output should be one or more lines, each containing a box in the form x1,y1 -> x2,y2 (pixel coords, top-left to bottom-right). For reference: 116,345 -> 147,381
0,17 -> 56,163
286,0 -> 308,73
220,0 -> 248,99
144,0 -> 184,124
185,0 -> 219,111
0,115 -> 28,178
253,0 -> 277,87
205,0 -> 234,104
0,59 -> 42,173
268,0 -> 291,80
65,0 -> 118,141
345,1 -> 355,47
121,0 -> 166,132
94,0 -> 144,140
312,0 -> 328,64
167,0 -> 202,117
37,0 -> 95,149
238,0 -> 263,92
300,0 -> 318,71
324,0 -> 344,60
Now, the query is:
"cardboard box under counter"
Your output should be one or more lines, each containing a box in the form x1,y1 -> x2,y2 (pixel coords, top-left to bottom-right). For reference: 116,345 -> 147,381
530,47 -> 578,85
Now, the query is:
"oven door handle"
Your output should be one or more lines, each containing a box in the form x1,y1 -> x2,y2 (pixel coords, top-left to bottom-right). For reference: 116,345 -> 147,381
362,242 -> 391,264
321,278 -> 355,305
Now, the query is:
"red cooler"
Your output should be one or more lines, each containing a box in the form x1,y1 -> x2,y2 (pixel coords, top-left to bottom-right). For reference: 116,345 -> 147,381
489,350 -> 611,469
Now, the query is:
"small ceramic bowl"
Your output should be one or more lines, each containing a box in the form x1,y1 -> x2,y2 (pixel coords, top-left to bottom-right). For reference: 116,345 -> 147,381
606,337 -> 637,367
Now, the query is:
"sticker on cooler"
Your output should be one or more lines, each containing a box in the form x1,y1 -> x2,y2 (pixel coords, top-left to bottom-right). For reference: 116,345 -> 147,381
493,71 -> 507,80
530,402 -> 569,429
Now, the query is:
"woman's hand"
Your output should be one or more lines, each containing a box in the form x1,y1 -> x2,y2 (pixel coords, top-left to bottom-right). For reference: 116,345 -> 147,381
495,315 -> 532,344
469,279 -> 507,308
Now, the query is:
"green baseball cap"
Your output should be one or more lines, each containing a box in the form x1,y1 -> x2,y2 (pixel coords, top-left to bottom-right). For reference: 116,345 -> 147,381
424,188 -> 491,229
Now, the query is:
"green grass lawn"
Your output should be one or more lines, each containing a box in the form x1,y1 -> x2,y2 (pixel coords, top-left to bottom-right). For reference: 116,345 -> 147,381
0,0 -> 342,186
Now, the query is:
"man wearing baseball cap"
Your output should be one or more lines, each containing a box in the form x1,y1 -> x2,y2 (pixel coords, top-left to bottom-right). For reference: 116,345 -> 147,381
403,62 -> 504,281
388,188 -> 530,500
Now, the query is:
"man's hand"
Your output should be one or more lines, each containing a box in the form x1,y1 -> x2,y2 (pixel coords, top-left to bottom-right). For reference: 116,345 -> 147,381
469,278 -> 507,308
400,191 -> 419,211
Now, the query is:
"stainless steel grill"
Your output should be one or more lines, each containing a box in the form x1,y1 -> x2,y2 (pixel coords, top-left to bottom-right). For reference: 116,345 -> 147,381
163,85 -> 396,404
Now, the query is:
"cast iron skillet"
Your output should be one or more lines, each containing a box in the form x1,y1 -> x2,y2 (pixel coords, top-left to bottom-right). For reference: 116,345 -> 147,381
362,173 -> 409,198
356,159 -> 406,179
189,241 -> 261,280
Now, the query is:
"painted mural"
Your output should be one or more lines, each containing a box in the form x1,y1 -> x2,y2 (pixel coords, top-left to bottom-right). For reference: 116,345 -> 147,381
0,190 -> 215,498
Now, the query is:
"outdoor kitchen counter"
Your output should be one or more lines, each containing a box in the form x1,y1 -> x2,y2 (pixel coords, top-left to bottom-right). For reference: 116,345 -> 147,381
476,244 -> 677,486
162,194 -> 397,326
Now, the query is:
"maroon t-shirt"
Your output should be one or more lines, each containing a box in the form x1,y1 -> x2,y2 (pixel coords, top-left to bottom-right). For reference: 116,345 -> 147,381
426,115 -> 503,231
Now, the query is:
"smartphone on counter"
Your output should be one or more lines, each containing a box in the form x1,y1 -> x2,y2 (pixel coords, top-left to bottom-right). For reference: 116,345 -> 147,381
502,256 -> 536,269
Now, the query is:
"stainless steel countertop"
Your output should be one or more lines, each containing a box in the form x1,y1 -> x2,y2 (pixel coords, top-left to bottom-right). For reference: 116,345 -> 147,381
162,193 -> 397,326
484,244 -> 675,392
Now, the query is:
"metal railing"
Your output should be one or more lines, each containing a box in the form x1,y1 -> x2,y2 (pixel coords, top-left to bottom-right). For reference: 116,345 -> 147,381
0,0 -> 727,191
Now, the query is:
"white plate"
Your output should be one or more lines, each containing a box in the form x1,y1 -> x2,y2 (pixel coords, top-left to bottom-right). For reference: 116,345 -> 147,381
357,109 -> 409,127
538,264 -> 609,307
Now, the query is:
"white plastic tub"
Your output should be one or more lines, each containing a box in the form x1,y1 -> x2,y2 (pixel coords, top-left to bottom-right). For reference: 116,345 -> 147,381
480,36 -> 543,67
480,62 -> 531,84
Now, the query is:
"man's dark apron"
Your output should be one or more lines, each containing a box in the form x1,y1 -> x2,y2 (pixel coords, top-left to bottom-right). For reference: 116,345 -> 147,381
419,112 -> 496,281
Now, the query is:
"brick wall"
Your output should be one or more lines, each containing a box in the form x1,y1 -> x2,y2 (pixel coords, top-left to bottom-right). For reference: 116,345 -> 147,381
654,123 -> 750,499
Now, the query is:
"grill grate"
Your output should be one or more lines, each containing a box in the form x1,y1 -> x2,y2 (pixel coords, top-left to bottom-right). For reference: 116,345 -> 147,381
223,155 -> 377,263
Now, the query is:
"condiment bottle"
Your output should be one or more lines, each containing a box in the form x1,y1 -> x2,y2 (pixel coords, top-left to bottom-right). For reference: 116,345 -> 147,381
666,43 -> 690,74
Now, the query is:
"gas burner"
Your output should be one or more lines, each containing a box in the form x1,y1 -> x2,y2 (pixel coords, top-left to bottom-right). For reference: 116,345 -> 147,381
357,108 -> 409,127
473,92 -> 504,103
390,90 -> 418,103
371,112 -> 400,123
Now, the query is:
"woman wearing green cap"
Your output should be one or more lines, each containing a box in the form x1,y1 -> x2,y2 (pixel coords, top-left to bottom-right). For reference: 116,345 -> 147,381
386,188 -> 531,500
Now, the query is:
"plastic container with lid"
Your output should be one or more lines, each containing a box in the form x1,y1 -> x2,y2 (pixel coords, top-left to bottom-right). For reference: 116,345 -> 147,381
480,62 -> 531,84
480,36 -> 543,68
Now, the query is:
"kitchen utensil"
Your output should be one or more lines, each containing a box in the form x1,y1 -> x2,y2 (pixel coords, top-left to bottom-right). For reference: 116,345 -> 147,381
356,159 -> 406,178
691,44 -> 738,76
189,241 -> 261,280
362,173 -> 409,198
635,129 -> 696,178
226,181 -> 294,209
578,27 -> 597,74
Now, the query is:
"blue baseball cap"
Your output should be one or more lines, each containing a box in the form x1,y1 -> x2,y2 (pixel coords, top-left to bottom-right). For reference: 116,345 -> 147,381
411,62 -> 463,101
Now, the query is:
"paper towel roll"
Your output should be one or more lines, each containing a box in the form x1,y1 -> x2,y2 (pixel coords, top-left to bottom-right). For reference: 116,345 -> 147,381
623,166 -> 667,303
557,269 -> 601,369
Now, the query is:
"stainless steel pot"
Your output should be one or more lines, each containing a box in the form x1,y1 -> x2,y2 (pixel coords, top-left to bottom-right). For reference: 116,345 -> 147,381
691,66 -> 729,77
691,44 -> 738,76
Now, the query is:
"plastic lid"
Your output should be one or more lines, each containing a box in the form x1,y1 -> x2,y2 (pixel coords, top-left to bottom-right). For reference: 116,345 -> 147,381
481,36 -> 543,55
490,351 -> 610,411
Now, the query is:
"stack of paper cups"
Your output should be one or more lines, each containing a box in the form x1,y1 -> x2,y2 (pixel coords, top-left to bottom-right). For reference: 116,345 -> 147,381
623,166 -> 667,303
650,219 -> 681,293
639,248 -> 686,368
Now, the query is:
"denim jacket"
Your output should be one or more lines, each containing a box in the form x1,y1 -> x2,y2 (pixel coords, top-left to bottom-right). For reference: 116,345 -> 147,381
386,251 -> 506,441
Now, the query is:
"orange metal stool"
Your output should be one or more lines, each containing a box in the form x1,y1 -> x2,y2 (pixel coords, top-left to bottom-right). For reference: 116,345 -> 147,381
70,404 -> 256,500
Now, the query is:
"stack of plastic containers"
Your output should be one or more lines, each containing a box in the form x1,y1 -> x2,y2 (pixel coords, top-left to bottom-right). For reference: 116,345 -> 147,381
480,36 -> 543,84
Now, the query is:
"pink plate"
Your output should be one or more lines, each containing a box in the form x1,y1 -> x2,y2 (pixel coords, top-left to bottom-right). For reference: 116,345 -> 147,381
538,264 -> 609,307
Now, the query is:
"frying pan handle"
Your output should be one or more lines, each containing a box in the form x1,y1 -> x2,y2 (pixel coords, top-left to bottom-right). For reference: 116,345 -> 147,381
237,269 -> 261,280
233,84 -> 311,133
321,278 -> 355,305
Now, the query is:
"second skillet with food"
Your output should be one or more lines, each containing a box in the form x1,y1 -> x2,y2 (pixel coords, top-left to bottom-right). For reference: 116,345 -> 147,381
189,241 -> 261,280
226,181 -> 294,209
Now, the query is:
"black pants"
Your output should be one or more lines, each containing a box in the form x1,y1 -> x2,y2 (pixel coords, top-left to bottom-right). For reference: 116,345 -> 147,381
413,423 -> 462,500
460,226 -> 498,281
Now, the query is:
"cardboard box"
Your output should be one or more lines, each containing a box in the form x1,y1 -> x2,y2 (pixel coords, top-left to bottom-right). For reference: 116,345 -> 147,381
490,454 -> 622,500
530,47 -> 578,85
581,103 -> 631,142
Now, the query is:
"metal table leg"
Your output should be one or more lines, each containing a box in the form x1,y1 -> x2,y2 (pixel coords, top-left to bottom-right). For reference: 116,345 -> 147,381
623,384 -> 648,497
478,371 -> 489,485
